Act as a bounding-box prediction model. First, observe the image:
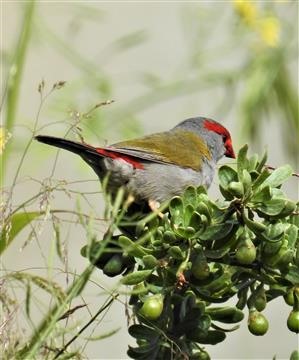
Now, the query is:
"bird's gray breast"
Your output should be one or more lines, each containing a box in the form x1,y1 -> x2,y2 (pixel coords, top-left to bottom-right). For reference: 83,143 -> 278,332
128,160 -> 216,203
87,156 -> 216,203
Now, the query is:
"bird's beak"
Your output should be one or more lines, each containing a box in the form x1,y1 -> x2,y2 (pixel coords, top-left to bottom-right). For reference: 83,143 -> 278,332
225,140 -> 236,159
226,148 -> 236,159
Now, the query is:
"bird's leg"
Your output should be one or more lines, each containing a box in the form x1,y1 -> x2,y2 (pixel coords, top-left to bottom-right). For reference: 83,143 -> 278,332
148,199 -> 164,219
125,194 -> 135,207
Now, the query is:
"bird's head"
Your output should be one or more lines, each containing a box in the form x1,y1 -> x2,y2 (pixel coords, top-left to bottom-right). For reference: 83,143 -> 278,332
174,117 -> 235,161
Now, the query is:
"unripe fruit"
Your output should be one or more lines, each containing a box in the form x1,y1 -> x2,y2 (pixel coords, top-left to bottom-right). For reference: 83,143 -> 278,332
140,294 -> 163,320
248,310 -> 269,336
236,238 -> 256,265
287,310 -> 299,333
192,351 -> 211,360
290,350 -> 299,360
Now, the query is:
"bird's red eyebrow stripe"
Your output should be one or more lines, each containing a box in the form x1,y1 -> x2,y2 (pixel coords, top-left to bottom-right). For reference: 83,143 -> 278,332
203,119 -> 230,137
96,148 -> 144,169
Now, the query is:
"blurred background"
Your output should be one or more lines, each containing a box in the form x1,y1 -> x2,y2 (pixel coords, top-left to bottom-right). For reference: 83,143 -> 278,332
1,1 -> 298,359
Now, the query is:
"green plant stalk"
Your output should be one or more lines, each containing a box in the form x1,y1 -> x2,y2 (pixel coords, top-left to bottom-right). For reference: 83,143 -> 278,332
16,264 -> 94,359
53,295 -> 118,359
1,0 -> 35,186
17,189 -> 126,359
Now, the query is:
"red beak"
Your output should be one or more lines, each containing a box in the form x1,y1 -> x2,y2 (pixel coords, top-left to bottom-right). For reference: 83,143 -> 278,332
225,139 -> 236,158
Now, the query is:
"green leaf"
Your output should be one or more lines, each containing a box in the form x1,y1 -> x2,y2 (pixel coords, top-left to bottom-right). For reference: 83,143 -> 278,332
237,144 -> 249,179
128,324 -> 158,341
251,185 -> 272,203
127,344 -> 158,359
284,265 -> 299,284
257,198 -> 287,216
196,203 -> 211,222
175,308 -> 204,335
206,306 -> 244,323
256,149 -> 268,172
219,185 -> 234,201
264,223 -> 286,240
278,201 -> 297,218
184,204 -> 195,226
218,166 -> 238,189
252,168 -> 271,190
199,223 -> 235,241
188,329 -> 226,345
189,211 -> 203,231
248,154 -> 259,171
183,186 -> 197,205
262,165 -> 293,188
242,169 -> 252,195
228,182 -> 244,198
0,211 -> 42,254
169,196 -> 184,223
243,214 -> 267,234
285,225 -> 298,248
119,236 -> 147,258
121,270 -> 152,285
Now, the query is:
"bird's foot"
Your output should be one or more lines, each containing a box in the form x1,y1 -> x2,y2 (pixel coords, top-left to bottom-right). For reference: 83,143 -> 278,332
125,194 -> 135,208
148,199 -> 164,218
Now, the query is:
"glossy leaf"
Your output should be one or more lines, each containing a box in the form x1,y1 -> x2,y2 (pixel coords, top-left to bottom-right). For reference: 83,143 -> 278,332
206,306 -> 244,323
237,144 -> 249,180
261,164 -> 293,188
256,198 -> 287,216
199,222 -> 235,241
128,324 -> 158,341
218,166 -> 238,189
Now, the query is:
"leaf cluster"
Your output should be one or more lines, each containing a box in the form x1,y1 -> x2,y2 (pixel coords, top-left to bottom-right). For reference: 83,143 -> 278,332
82,145 -> 299,359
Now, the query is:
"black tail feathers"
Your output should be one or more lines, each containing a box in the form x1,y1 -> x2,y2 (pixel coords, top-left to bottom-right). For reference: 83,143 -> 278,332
35,135 -> 101,160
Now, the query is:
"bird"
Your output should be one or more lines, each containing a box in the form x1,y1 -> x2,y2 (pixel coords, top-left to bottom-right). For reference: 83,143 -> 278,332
35,117 -> 235,210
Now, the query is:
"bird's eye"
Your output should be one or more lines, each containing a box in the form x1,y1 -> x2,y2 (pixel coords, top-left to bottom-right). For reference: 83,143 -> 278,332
222,135 -> 227,142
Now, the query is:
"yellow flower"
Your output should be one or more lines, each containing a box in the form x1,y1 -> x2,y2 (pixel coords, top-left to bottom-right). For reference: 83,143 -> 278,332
0,127 -> 11,154
233,0 -> 258,25
257,16 -> 280,47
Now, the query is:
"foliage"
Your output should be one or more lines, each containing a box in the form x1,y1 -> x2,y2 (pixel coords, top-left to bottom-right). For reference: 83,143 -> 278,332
1,1 -> 298,359
80,146 -> 299,359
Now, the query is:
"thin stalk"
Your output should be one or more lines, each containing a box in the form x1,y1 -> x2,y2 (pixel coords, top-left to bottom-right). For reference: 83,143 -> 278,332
2,0 -> 36,186
16,189 -> 126,359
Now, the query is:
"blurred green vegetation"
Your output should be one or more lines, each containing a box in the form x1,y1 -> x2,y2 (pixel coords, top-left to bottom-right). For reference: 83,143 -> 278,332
1,1 -> 298,359
1,1 -> 298,177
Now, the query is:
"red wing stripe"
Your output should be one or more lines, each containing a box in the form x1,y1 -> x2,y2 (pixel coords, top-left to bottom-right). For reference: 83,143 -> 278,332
96,148 -> 144,169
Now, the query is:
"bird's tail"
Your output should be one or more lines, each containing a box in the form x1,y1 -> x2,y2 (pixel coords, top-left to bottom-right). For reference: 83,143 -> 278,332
35,135 -> 101,161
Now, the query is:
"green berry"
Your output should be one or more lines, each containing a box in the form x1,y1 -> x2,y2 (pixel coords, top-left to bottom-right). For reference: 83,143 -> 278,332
248,310 -> 269,336
140,294 -> 163,320
287,310 -> 299,333
236,238 -> 256,265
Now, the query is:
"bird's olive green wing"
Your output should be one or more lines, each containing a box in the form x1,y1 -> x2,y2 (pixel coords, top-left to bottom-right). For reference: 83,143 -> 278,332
107,130 -> 211,171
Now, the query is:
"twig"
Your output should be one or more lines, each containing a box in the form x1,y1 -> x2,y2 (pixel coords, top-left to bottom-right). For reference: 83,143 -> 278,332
266,164 -> 299,178
53,294 -> 118,359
